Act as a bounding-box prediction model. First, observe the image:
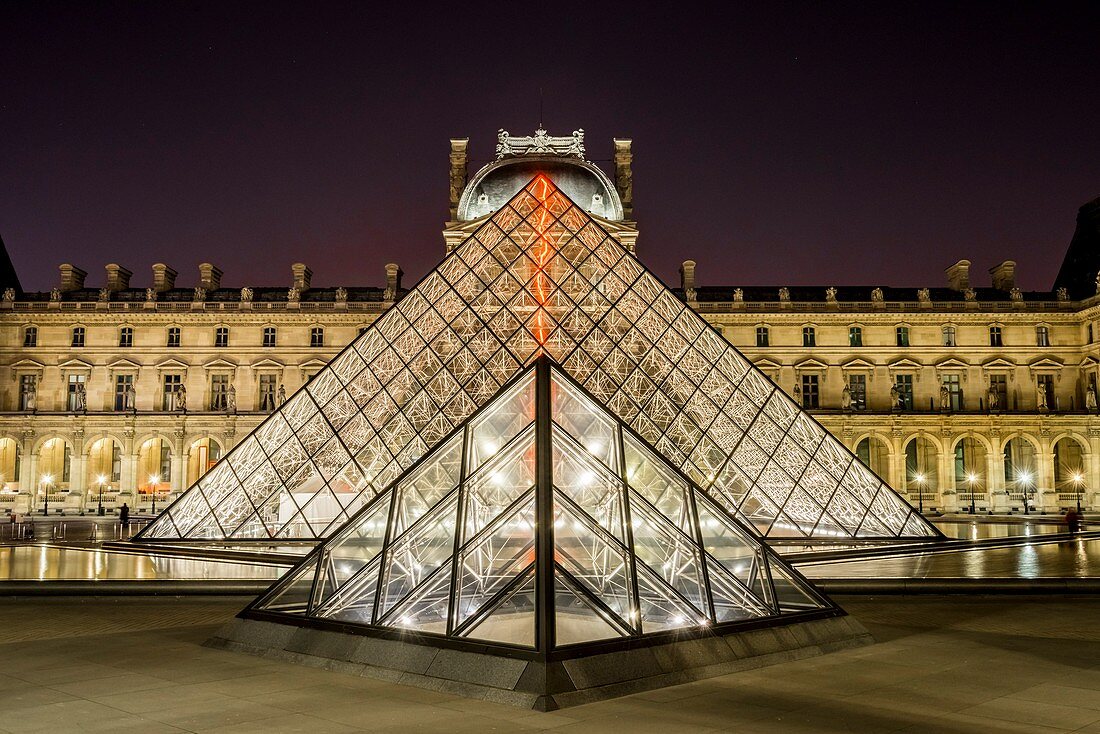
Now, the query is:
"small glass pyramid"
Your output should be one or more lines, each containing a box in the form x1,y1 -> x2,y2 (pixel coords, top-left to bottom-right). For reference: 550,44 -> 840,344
138,175 -> 938,543
245,359 -> 834,648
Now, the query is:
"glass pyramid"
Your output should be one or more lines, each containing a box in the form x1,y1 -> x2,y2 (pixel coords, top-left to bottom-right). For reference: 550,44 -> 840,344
245,359 -> 835,648
137,175 -> 938,542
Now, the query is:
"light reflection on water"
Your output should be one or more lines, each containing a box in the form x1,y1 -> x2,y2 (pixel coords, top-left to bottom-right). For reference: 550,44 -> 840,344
0,546 -> 284,581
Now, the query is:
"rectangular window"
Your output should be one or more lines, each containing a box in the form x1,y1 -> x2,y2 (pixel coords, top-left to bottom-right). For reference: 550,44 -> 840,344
118,327 -> 133,348
848,326 -> 863,347
895,374 -> 914,410
802,326 -> 816,347
166,327 -> 181,348
848,374 -> 867,410
1037,374 -> 1055,410
22,327 -> 37,347
66,374 -> 86,412
113,374 -> 133,412
800,374 -> 819,409
19,375 -> 36,411
310,327 -> 325,348
259,374 -> 277,412
210,375 -> 229,410
896,326 -> 910,347
989,375 -> 1008,411
943,375 -> 963,411
1090,324 -> 1095,344
942,326 -> 956,347
1036,326 -> 1050,347
214,327 -> 229,348
755,326 -> 769,347
262,327 -> 277,348
989,326 -> 1003,347
162,374 -> 182,411
71,327 -> 85,348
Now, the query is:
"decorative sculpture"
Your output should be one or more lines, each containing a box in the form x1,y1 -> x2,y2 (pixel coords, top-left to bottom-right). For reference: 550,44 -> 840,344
841,383 -> 852,411
964,288 -> 977,302
495,127 -> 586,159
1095,272 -> 1100,295
1087,385 -> 1097,413
50,288 -> 62,303
98,287 -> 110,303
733,288 -> 743,302
382,282 -> 396,303
871,287 -> 884,304
145,287 -> 157,303
987,383 -> 999,411
23,380 -> 37,412
226,385 -> 236,414
917,288 -> 931,305
124,383 -> 136,412
1057,287 -> 1069,302
287,286 -> 300,303
240,287 -> 253,303
1010,287 -> 1023,302
193,286 -> 207,302
778,287 -> 790,303
684,286 -> 696,303
175,383 -> 187,412
939,384 -> 951,411
826,287 -> 838,303
277,384 -> 287,406
335,287 -> 347,304
890,384 -> 900,411
2,288 -> 14,303
1036,383 -> 1048,411
75,382 -> 87,412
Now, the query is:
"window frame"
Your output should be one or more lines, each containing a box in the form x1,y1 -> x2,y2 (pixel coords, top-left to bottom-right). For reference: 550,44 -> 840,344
22,326 -> 37,348
71,326 -> 86,348
309,326 -> 325,348
118,326 -> 134,348
214,326 -> 230,348
166,327 -> 182,348
754,325 -> 769,348
801,325 -> 816,348
848,325 -> 863,348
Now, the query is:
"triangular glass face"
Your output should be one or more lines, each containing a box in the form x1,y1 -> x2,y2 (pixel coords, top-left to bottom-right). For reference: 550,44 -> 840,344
249,360 -> 838,653
153,175 -> 938,543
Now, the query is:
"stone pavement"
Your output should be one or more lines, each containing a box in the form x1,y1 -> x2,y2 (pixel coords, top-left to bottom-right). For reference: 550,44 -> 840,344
0,595 -> 1098,732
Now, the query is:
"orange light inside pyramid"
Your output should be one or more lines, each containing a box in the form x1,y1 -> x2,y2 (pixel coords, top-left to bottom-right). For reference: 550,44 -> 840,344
529,176 -> 555,349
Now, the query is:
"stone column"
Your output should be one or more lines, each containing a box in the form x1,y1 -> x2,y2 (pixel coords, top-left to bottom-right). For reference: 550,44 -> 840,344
989,446 -> 1008,512
1037,451 -> 1056,512
613,139 -> 633,220
448,138 -> 468,220
938,450 -> 956,512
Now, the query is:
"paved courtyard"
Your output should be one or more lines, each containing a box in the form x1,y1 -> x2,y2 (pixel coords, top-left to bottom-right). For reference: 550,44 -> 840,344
0,595 -> 1098,732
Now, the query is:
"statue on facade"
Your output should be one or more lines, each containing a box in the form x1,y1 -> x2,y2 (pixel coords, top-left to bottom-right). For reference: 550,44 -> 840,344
287,286 -> 300,303
792,383 -> 802,404
1095,272 -> 1100,295
175,383 -> 187,412
240,287 -> 253,303
841,383 -> 852,411
98,287 -> 110,302
1056,287 -> 1069,302
871,287 -> 884,304
778,287 -> 790,303
277,384 -> 287,406
145,287 -> 157,303
889,384 -> 900,411
23,380 -> 37,412
1087,385 -> 1098,413
917,288 -> 931,305
963,288 -> 977,302
49,288 -> 62,303
335,287 -> 347,304
75,382 -> 87,412
826,287 -> 838,303
939,384 -> 951,411
1036,383 -> 1048,411
193,286 -> 207,302
495,129 -> 514,158
684,286 -> 696,303
382,282 -> 396,303
987,383 -> 999,412
1010,286 -> 1023,302
124,383 -> 136,412
733,288 -> 743,303
226,385 -> 236,414
2,288 -> 14,303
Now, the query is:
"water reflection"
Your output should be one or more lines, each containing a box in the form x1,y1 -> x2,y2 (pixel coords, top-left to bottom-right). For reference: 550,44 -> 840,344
0,546 -> 284,581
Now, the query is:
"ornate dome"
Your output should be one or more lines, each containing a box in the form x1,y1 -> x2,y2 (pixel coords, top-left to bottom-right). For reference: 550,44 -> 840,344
457,156 -> 623,222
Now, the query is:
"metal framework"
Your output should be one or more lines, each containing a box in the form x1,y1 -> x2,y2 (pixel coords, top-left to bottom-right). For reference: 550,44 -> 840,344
138,176 -> 938,543
244,358 -> 836,651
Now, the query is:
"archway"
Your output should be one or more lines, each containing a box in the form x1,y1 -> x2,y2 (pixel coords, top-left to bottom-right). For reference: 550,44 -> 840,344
1053,436 -> 1088,507
903,436 -> 939,503
37,437 -> 72,492
954,436 -> 989,507
85,437 -> 122,491
855,436 -> 890,481
1003,436 -> 1039,504
136,437 -> 172,494
186,437 -> 223,486
0,438 -> 21,491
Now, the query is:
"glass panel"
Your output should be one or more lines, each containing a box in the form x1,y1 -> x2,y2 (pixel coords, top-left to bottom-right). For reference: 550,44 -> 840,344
634,562 -> 707,633
462,426 -> 536,541
391,434 -> 463,538
553,494 -> 633,624
705,556 -> 771,622
378,492 -> 458,618
461,568 -> 536,647
623,435 -> 692,535
454,494 -> 536,628
552,427 -> 625,542
327,493 -> 392,583
554,573 -> 626,646
385,566 -> 452,634
255,558 -> 317,615
694,493 -> 758,586
466,370 -> 536,473
318,557 -> 382,624
550,370 -> 619,471
627,492 -> 706,613
767,561 -> 826,612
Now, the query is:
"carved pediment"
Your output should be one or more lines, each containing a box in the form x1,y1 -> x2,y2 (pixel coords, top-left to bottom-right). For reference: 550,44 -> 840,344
934,357 -> 969,371
251,358 -> 285,370
794,358 -> 829,371
202,357 -> 239,370
58,358 -> 94,371
1028,356 -> 1064,371
888,357 -> 923,371
841,358 -> 876,371
155,357 -> 190,371
981,357 -> 1016,371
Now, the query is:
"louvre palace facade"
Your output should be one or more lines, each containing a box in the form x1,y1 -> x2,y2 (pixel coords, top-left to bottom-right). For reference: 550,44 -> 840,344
0,128 -> 1097,517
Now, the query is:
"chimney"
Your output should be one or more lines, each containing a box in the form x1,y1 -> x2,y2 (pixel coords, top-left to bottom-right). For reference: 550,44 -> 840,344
104,263 -> 132,291
59,264 -> 87,292
291,263 -> 312,291
448,138 -> 469,219
151,263 -> 177,292
198,263 -> 223,291
385,263 -> 402,299
679,260 -> 697,293
945,259 -> 971,291
989,260 -> 1016,291
613,138 -> 634,219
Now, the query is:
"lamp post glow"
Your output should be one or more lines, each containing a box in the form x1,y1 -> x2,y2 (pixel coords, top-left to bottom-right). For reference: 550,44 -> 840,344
966,472 -> 978,515
915,473 -> 926,514
149,475 -> 160,514
1073,472 -> 1084,513
96,474 -> 107,516
40,474 -> 52,516
1019,470 -> 1033,515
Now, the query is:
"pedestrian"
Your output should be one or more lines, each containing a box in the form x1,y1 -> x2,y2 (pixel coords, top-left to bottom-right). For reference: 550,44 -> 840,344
1066,508 -> 1081,533
119,502 -> 130,528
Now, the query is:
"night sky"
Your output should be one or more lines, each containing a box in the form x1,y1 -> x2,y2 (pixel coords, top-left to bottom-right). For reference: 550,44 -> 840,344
2,2 -> 1098,294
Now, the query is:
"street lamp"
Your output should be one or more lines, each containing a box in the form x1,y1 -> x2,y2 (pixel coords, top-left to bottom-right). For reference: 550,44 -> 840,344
966,472 -> 978,515
915,473 -> 926,514
96,474 -> 107,517
149,474 -> 160,514
1019,470 -> 1033,515
40,474 -> 53,516
1073,472 -> 1084,513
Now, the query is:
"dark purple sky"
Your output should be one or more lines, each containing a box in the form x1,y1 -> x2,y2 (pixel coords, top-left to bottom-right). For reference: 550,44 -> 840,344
3,2 -> 1098,293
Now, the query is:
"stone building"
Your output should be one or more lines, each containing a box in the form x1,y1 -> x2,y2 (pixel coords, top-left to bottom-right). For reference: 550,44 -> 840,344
0,128 -> 1097,516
